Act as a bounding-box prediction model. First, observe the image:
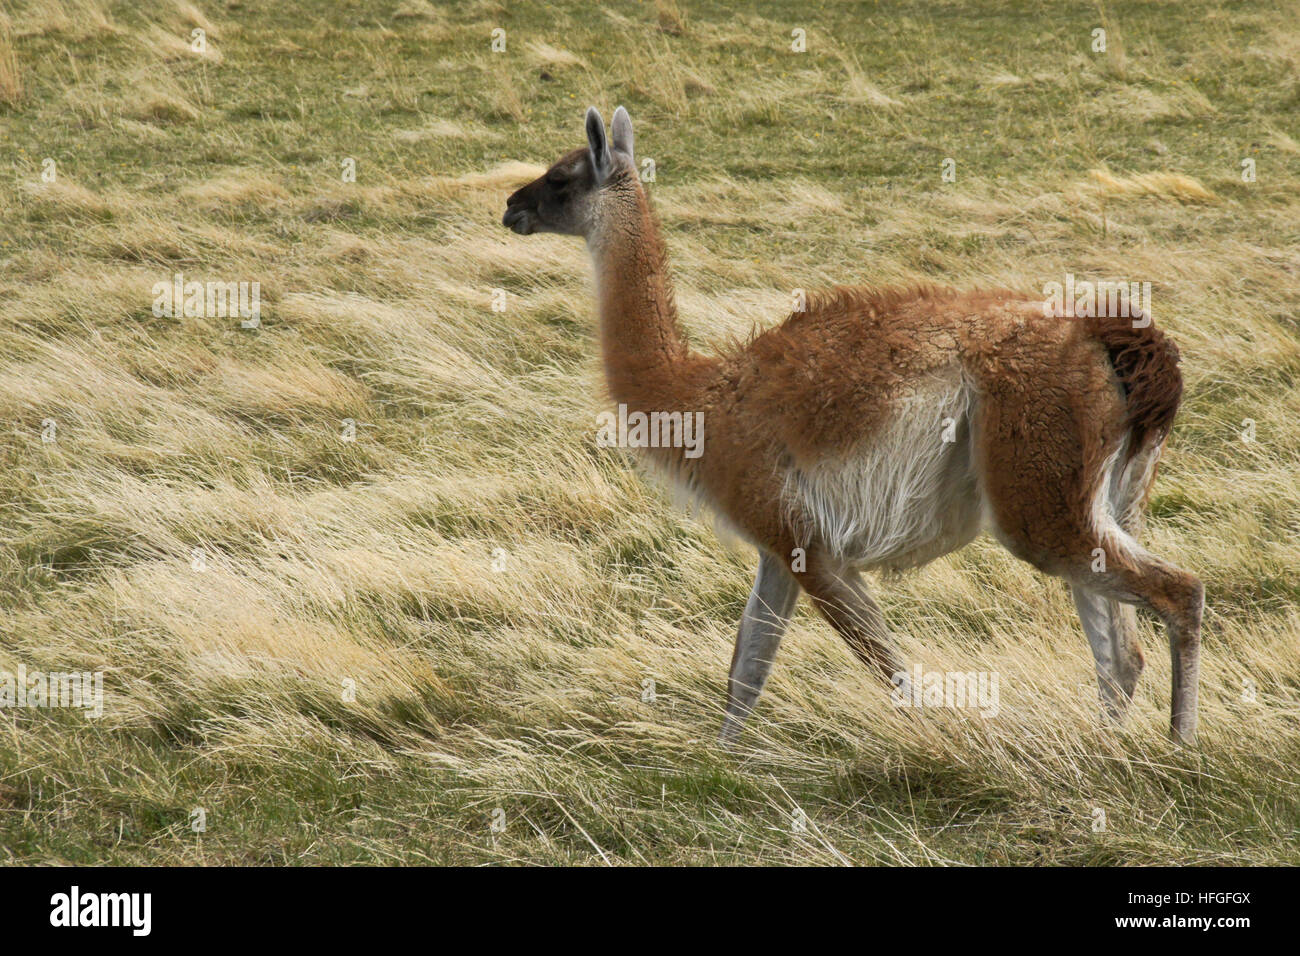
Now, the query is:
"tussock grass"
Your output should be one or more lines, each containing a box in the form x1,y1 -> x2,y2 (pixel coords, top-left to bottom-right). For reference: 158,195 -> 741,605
1083,168 -> 1219,203
0,16 -> 23,107
0,0 -> 1296,865
141,22 -> 222,65
9,0 -> 119,41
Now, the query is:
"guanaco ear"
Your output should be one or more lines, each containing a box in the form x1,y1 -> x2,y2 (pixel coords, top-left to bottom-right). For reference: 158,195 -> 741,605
610,105 -> 634,162
585,106 -> 611,183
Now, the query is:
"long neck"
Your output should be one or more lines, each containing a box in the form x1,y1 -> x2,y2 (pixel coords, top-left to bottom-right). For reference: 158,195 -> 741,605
589,183 -> 698,409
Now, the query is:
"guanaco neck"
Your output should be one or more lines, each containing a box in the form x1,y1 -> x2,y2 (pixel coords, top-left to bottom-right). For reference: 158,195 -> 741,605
588,175 -> 709,411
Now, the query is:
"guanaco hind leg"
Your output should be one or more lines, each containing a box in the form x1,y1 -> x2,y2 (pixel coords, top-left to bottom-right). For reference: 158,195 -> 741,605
1068,537 -> 1203,744
978,379 -> 1202,744
1071,585 -> 1145,722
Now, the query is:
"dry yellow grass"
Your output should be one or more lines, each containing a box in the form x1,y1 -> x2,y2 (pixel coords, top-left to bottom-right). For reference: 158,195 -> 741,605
0,16 -> 23,107
1084,168 -> 1219,203
0,0 -> 1296,865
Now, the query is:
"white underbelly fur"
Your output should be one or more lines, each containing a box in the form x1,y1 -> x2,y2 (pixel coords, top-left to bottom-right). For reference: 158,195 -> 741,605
784,375 -> 983,570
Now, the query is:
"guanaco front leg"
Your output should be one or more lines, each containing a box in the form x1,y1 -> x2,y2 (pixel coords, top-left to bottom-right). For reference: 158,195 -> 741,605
719,552 -> 801,746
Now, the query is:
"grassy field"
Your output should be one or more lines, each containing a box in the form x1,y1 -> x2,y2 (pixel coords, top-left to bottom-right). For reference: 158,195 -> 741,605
0,0 -> 1297,865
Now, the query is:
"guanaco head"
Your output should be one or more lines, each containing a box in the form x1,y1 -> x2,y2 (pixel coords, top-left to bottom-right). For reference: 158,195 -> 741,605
502,106 -> 635,239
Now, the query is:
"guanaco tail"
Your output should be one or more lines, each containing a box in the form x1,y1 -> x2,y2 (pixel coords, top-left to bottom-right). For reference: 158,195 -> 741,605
502,106 -> 1203,746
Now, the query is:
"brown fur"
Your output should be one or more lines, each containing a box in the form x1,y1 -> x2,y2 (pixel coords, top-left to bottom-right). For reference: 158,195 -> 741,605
1086,312 -> 1184,457
503,110 -> 1204,744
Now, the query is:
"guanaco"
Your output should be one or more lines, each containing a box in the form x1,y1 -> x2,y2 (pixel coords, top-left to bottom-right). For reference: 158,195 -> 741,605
502,107 -> 1203,745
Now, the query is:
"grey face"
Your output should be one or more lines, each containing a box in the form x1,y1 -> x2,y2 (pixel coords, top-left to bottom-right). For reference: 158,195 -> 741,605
502,106 -> 636,239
